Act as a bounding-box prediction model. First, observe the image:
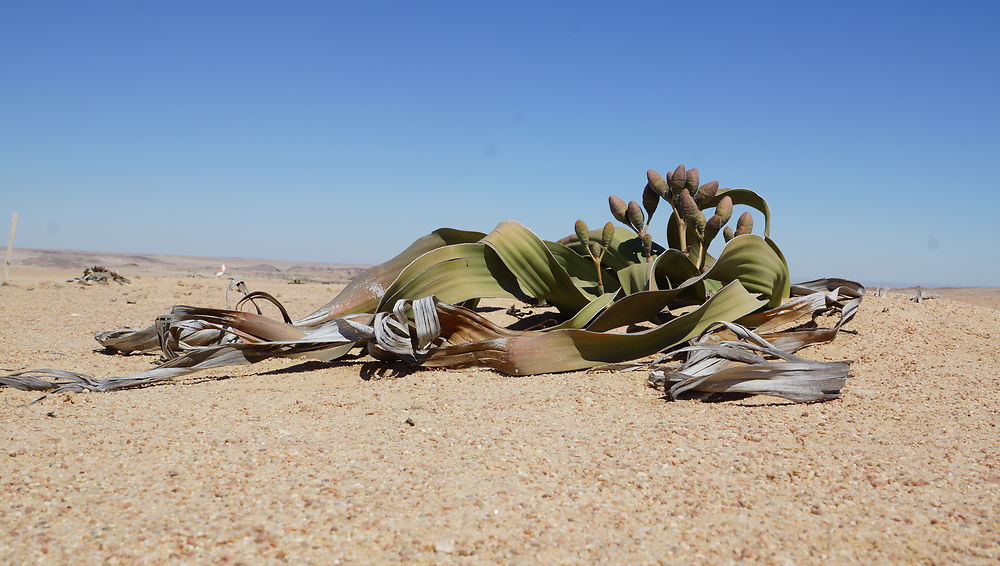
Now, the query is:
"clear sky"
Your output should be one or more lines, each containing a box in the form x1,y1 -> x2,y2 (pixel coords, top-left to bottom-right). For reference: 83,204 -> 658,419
2,1 -> 998,286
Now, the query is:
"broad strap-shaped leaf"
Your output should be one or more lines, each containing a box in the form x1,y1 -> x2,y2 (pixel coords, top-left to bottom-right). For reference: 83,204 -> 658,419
4,277 -> 860,395
0,284 -> 762,390
376,243 -> 529,311
585,288 -> 685,332
649,319 -> 852,403
544,241 -> 615,296
700,234 -> 790,308
735,277 -> 863,333
650,249 -> 702,294
652,249 -> 708,306
590,234 -> 788,331
421,280 -> 766,374
297,227 -> 486,325
1,308 -> 377,392
481,221 -> 591,315
616,262 -> 653,295
549,292 -> 619,330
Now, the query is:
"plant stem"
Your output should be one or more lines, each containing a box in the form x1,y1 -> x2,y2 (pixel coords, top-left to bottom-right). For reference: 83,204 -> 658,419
594,256 -> 605,294
587,247 -> 605,295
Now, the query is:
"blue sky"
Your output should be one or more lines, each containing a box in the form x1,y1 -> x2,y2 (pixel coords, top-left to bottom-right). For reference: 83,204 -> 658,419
2,1 -> 998,286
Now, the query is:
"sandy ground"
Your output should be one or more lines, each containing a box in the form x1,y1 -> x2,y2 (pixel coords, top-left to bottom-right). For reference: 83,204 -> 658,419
888,287 -> 1000,311
1,261 -> 998,564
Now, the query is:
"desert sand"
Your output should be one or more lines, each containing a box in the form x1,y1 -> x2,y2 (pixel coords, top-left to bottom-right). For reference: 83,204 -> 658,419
1,252 -> 998,564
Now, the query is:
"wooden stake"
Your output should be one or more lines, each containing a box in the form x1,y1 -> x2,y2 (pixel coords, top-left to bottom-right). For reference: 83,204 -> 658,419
3,212 -> 18,285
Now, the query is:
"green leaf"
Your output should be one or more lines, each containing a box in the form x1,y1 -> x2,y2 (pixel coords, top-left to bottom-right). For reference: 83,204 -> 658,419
545,241 -> 613,297
617,262 -> 653,295
549,292 -> 619,330
377,243 -> 527,310
423,280 -> 767,374
702,235 -> 790,308
299,228 -> 486,323
481,221 -> 592,315
650,249 -> 702,293
585,289 -> 684,332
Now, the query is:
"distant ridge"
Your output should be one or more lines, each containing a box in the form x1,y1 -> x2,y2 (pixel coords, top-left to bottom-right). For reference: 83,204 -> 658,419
9,247 -> 369,283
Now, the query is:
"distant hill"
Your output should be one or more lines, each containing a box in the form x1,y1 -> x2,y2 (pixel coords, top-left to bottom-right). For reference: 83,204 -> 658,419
9,247 -> 369,283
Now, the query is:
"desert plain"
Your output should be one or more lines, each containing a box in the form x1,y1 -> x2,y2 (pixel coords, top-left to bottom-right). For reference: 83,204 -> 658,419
1,248 -> 998,564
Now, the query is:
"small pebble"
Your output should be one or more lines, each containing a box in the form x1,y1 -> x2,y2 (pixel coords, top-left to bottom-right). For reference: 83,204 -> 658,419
434,540 -> 456,554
